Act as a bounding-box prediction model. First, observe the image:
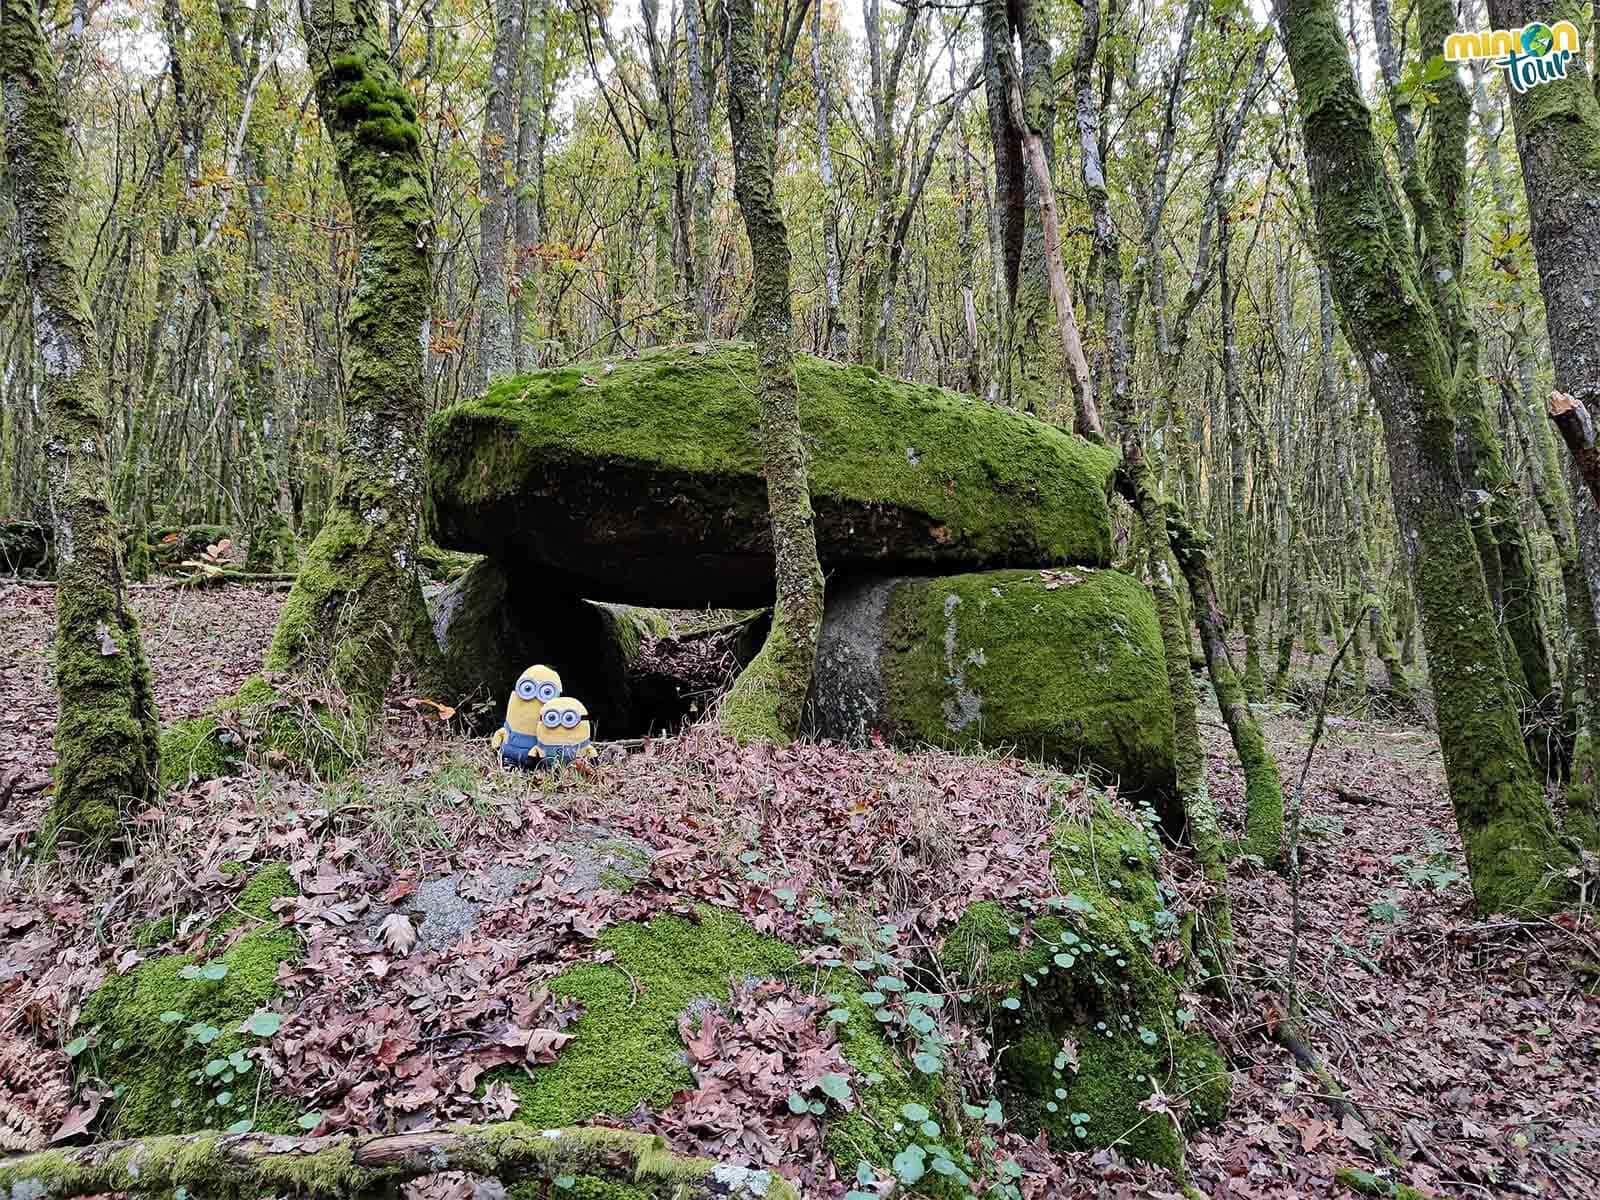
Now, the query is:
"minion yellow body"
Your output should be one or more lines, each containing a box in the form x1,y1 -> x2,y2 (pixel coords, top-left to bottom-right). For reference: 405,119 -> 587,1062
531,696 -> 596,765
493,665 -> 563,768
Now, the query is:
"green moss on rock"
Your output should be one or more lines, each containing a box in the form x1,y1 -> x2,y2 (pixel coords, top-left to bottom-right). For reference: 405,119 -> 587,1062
941,800 -> 1229,1169
425,343 -> 1116,608
815,569 -> 1176,796
79,866 -> 302,1137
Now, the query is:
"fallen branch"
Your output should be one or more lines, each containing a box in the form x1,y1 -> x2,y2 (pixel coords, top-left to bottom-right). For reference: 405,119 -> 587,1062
0,1122 -> 796,1200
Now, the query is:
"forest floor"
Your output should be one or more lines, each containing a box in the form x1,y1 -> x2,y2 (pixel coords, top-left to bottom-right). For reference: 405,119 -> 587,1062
2,580 -> 1598,1199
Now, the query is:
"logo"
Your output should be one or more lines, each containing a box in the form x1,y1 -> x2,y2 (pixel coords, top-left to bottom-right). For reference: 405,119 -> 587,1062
1444,20 -> 1582,92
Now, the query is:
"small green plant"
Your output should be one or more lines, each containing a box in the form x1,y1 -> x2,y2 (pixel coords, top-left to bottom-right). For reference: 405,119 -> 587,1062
149,998 -> 286,1127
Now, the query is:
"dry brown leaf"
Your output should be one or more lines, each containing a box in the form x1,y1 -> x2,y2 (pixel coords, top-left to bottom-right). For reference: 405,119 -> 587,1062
379,912 -> 418,957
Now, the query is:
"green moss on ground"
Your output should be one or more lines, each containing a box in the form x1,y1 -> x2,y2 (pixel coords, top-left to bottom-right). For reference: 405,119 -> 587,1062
817,979 -> 958,1188
501,907 -> 960,1190
1334,1166 -> 1432,1199
503,909 -> 797,1125
941,799 -> 1229,1169
78,866 -> 302,1137
509,1181 -> 651,1200
158,674 -> 364,789
880,569 -> 1176,796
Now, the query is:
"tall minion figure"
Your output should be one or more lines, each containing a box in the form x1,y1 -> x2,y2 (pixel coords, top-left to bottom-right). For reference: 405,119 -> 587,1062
533,697 -> 597,765
493,664 -> 563,768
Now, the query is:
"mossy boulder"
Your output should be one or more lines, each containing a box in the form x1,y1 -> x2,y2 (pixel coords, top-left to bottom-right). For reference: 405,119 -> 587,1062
77,865 -> 302,1137
425,343 -> 1116,607
941,800 -> 1230,1169
811,568 -> 1176,796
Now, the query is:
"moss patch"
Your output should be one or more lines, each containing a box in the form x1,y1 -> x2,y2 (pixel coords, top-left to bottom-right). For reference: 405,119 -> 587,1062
503,909 -> 797,1125
877,569 -> 1176,796
158,674 -> 364,789
501,907 -> 956,1188
426,343 -> 1116,607
78,866 -> 302,1137
941,799 -> 1229,1168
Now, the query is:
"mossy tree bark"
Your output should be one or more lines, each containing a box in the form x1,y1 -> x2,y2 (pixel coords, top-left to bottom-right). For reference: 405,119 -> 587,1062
266,0 -> 434,738
1170,513 -> 1285,866
3,0 -> 161,849
1486,0 -> 1600,843
0,1124 -> 796,1200
718,0 -> 824,744
474,0 -> 519,389
979,0 -> 1057,412
1277,0 -> 1577,911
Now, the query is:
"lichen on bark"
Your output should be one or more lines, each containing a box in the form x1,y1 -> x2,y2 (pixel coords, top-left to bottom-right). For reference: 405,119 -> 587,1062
3,0 -> 160,850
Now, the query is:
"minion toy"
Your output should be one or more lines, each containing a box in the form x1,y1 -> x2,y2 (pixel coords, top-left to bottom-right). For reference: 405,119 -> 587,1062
492,664 -> 563,768
533,696 -> 597,765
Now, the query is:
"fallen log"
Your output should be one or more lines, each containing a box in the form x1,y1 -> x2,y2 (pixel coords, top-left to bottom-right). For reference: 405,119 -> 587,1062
0,1122 -> 796,1200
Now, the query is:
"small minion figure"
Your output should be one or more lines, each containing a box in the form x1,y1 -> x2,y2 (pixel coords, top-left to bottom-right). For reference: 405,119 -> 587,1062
533,696 -> 596,765
492,664 -> 563,768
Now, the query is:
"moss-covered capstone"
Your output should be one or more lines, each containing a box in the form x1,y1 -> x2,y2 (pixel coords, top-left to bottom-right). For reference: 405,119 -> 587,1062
811,568 -> 1176,796
941,799 -> 1230,1169
425,343 -> 1116,608
76,864 -> 302,1137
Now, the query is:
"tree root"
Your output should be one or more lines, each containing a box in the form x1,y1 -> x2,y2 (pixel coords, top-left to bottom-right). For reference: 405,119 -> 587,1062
0,1122 -> 797,1200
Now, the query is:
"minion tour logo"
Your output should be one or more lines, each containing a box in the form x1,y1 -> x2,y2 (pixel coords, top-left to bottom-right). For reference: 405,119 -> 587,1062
1444,20 -> 1582,93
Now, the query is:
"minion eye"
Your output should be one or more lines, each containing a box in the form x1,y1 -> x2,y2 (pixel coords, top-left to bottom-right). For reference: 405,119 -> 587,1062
542,709 -> 561,729
516,680 -> 537,700
538,682 -> 558,702
562,709 -> 580,729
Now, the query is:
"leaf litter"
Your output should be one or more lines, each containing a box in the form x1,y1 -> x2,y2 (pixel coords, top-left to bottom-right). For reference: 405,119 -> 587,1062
1,584 -> 1597,1197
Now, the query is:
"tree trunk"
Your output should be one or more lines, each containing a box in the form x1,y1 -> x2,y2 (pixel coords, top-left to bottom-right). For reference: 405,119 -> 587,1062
265,0 -> 435,745
687,0 -> 718,342
476,0 -> 520,388
512,0 -> 550,371
1004,53 -> 1100,440
1171,515 -> 1286,866
718,0 -> 825,744
1484,0 -> 1600,841
1277,0 -> 1576,912
3,0 -> 161,848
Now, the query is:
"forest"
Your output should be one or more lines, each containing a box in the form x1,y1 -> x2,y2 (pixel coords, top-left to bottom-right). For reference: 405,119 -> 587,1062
1,0 -> 1598,1195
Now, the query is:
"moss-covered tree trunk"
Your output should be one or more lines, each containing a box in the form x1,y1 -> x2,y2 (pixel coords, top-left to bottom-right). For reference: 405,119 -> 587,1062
1170,514 -> 1285,866
1278,0 -> 1576,911
1487,0 -> 1600,846
267,0 -> 434,734
3,0 -> 161,847
718,0 -> 824,744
